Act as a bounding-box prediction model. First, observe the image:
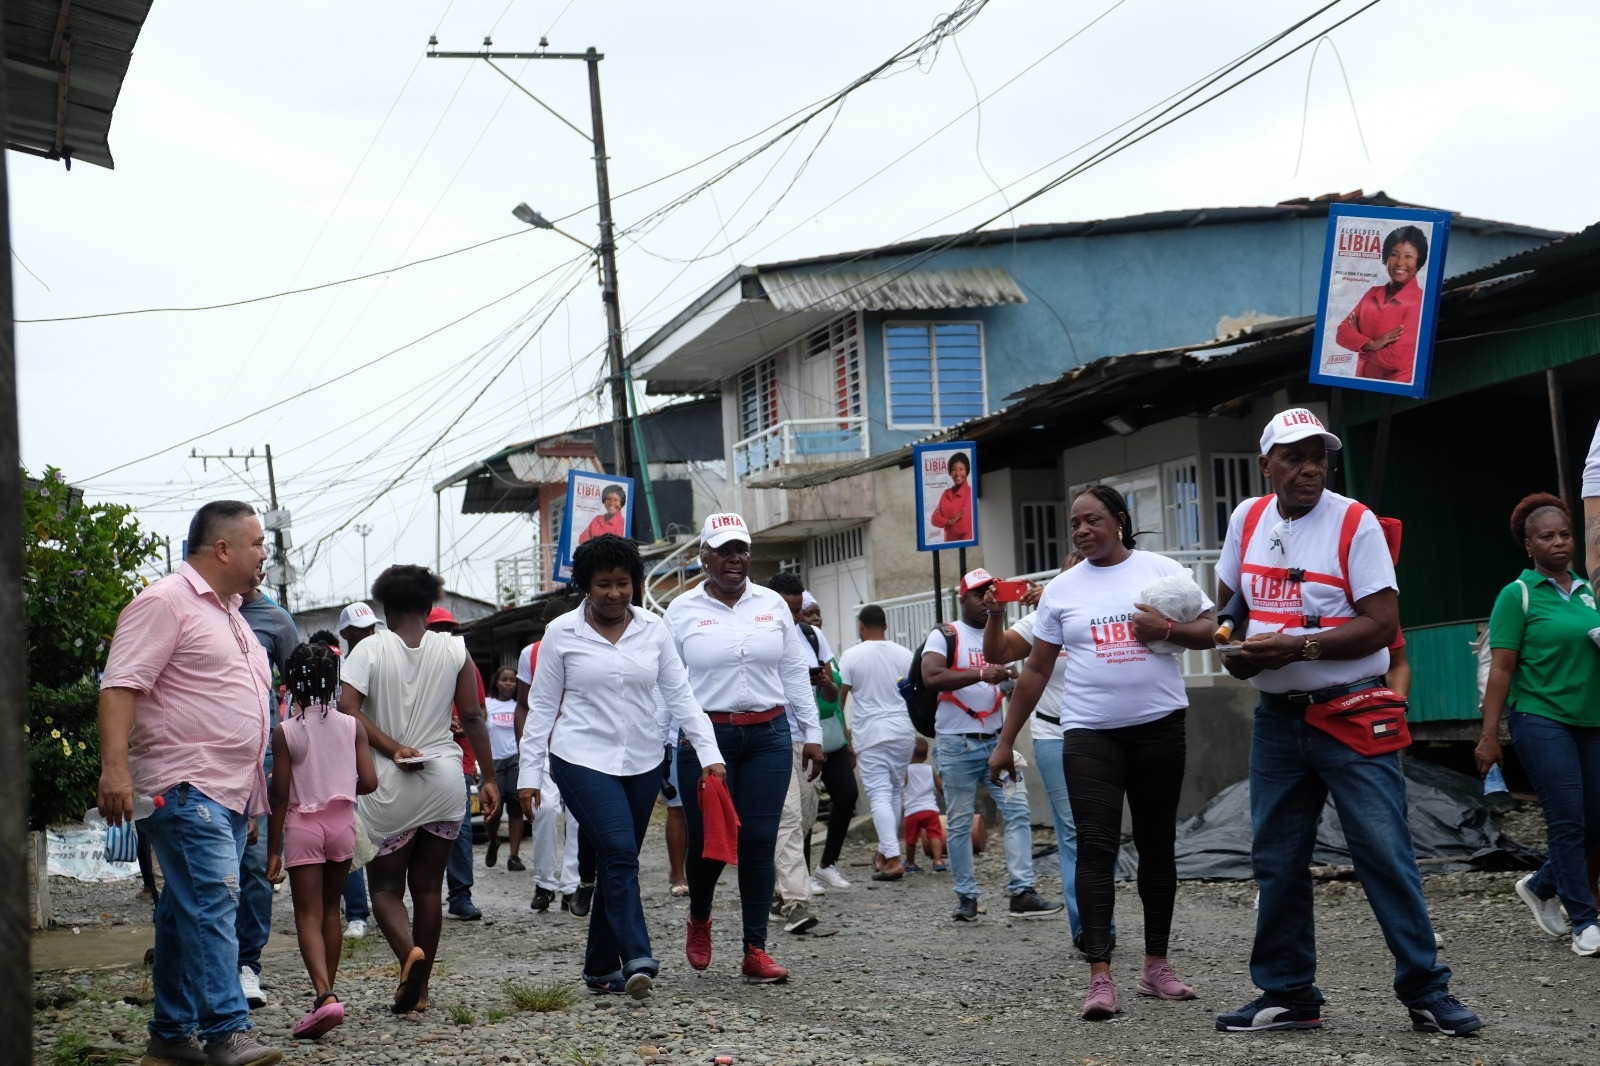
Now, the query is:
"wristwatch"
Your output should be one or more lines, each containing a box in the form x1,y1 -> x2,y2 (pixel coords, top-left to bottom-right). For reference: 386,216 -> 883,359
1301,638 -> 1323,661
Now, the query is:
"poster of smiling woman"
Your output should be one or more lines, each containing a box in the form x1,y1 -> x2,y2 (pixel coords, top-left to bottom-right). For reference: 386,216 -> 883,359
913,441 -> 978,552
1309,203 -> 1452,399
553,470 -> 634,583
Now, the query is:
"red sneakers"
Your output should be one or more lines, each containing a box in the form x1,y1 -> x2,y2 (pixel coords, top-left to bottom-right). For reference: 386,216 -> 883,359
741,947 -> 789,984
686,917 -> 713,971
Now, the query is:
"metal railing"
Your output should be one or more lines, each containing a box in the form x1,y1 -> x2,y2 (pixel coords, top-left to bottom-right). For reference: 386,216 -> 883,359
869,548 -> 1225,680
493,543 -> 560,606
732,417 -> 869,480
643,534 -> 702,616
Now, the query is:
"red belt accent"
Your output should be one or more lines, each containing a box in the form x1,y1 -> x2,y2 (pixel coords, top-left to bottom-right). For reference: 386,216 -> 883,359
1248,610 -> 1356,628
706,706 -> 784,726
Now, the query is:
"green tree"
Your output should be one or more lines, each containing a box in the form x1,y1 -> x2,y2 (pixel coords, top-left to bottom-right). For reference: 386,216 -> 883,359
25,467 -> 161,828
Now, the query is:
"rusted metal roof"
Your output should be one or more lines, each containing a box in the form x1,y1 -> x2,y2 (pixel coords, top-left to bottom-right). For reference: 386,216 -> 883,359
758,266 -> 1025,313
3,0 -> 153,169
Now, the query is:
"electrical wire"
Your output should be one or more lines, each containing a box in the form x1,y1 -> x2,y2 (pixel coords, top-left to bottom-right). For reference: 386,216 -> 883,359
19,228 -> 539,325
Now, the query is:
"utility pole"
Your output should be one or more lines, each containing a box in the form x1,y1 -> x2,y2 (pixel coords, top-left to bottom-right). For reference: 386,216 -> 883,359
355,523 -> 373,596
189,445 -> 292,605
427,40 -> 633,484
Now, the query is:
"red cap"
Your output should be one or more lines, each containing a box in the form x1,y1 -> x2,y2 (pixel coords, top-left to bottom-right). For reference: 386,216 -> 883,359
427,606 -> 458,628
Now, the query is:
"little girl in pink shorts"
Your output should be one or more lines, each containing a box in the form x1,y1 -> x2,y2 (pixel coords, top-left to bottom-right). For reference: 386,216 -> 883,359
267,640 -> 378,1039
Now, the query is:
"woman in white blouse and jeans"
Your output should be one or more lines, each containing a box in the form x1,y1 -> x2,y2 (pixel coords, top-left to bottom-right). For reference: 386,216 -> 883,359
520,535 -> 726,998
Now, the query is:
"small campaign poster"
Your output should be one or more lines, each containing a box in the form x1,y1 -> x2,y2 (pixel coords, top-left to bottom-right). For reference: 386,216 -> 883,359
553,470 -> 634,584
913,441 -> 978,552
1309,203 -> 1451,399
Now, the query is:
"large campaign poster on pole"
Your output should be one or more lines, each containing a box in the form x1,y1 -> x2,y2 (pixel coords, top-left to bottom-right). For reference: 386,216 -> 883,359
913,441 -> 978,552
1308,203 -> 1451,399
553,470 -> 635,584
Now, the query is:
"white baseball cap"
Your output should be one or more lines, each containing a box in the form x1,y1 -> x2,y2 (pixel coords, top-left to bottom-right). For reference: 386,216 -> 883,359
338,602 -> 378,631
701,512 -> 751,549
959,567 -> 997,597
1260,407 -> 1343,455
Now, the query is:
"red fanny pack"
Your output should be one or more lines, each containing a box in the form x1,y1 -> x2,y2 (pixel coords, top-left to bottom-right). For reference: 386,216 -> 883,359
1304,687 -> 1411,756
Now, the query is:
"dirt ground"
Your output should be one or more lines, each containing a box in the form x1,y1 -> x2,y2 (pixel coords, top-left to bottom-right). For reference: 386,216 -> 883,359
31,806 -> 1600,1066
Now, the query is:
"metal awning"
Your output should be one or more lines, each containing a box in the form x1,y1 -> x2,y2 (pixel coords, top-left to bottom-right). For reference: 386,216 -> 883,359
3,0 -> 154,169
759,266 -> 1025,313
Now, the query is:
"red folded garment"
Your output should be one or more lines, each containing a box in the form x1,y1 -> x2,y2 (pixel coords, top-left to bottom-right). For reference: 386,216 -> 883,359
699,774 -> 740,865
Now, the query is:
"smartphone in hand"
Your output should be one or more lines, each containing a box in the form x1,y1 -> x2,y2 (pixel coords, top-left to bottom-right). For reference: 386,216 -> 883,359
993,579 -> 1032,603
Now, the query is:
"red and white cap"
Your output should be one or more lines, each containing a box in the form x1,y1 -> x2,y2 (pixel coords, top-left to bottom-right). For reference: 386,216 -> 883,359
700,512 -> 751,549
1260,407 -> 1342,455
338,602 -> 378,631
959,567 -> 997,597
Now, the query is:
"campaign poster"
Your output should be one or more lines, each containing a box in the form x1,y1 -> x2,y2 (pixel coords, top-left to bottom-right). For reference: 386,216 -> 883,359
1308,203 -> 1451,399
913,441 -> 978,552
553,470 -> 635,584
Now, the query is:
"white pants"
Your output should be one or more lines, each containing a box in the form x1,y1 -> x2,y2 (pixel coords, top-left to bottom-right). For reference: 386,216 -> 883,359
857,736 -> 915,859
531,776 -> 581,894
775,741 -> 820,905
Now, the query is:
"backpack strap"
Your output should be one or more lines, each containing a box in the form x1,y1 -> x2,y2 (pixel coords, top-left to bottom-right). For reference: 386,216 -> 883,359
798,621 -> 822,661
1240,496 -> 1370,631
935,624 -> 1003,720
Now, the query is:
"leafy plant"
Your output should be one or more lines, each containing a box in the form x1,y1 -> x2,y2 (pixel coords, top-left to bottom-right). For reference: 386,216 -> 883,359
504,977 -> 578,1013
25,466 -> 160,828
47,1031 -> 94,1066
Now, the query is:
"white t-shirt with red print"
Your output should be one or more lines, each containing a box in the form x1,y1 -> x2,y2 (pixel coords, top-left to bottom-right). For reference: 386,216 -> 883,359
923,619 -> 1005,736
1033,551 -> 1210,731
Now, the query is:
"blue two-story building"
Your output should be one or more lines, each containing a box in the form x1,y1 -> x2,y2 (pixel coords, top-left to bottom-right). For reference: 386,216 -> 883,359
628,193 -> 1557,643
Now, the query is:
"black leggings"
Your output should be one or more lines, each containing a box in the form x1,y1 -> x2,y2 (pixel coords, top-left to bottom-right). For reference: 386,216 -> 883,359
806,748 -> 860,870
1063,709 -> 1187,964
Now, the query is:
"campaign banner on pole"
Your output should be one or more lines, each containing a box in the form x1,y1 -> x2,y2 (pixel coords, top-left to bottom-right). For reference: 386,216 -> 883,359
1308,203 -> 1451,400
913,441 -> 978,552
553,470 -> 635,584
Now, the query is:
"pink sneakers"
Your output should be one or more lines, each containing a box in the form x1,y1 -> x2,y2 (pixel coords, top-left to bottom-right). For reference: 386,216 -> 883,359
1081,972 -> 1121,1020
1136,960 -> 1197,1001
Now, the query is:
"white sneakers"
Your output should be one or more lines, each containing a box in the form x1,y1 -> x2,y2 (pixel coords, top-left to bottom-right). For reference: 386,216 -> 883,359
815,865 -> 851,889
344,919 -> 367,939
1573,925 -> 1600,956
807,875 -> 827,896
1514,874 -> 1571,938
238,965 -> 267,1008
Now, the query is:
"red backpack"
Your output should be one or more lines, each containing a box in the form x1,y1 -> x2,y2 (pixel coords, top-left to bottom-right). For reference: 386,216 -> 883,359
1237,497 -> 1401,630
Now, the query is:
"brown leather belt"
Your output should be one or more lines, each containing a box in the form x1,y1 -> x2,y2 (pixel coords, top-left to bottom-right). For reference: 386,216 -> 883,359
706,706 -> 784,726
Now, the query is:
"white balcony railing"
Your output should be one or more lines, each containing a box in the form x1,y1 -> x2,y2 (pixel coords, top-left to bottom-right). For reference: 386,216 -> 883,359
494,542 -> 560,606
868,549 -> 1226,681
733,417 -> 869,480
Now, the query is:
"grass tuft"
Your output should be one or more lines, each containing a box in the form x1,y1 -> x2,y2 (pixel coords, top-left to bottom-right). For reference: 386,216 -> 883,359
447,1003 -> 475,1026
48,1032 -> 94,1066
485,1007 -> 512,1022
504,977 -> 579,1013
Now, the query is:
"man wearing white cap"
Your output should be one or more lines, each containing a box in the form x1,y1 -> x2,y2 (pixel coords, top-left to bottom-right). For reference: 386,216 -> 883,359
338,601 -> 380,654
921,567 -> 1061,922
1212,407 -> 1481,1037
663,512 -> 822,984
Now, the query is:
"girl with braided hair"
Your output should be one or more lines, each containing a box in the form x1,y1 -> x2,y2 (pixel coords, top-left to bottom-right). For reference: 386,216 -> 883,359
266,641 -> 379,1038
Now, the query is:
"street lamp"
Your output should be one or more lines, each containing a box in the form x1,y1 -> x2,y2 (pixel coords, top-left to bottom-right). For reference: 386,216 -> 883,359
512,202 -> 594,251
354,523 -> 373,595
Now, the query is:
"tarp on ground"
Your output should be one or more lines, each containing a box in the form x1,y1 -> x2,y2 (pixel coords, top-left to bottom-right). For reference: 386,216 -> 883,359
1117,757 -> 1543,882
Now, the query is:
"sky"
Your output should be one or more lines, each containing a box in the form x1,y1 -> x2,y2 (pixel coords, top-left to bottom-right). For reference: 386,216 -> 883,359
11,0 -> 1599,609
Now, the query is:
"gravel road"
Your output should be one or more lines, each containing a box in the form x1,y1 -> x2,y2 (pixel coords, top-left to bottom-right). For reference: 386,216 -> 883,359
32,808 -> 1600,1066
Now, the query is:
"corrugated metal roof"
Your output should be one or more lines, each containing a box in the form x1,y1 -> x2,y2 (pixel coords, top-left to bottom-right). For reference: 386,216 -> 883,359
3,0 -> 153,169
758,266 -> 1025,313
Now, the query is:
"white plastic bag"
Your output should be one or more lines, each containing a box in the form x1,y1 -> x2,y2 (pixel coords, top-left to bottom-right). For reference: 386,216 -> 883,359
350,807 -> 380,871
1140,569 -> 1205,656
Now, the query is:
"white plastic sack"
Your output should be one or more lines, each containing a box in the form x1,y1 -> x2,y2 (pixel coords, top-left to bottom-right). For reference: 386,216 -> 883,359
47,824 -> 140,882
1140,569 -> 1205,656
350,807 -> 380,871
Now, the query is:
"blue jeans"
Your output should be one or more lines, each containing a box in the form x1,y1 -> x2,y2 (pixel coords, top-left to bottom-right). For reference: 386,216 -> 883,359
550,755 -> 660,980
236,707 -> 276,973
1034,734 -> 1097,940
343,869 -> 370,922
142,784 -> 252,1041
447,772 -> 475,905
1510,709 -> 1600,930
679,715 -> 791,951
937,733 -> 1036,900
1249,703 -> 1450,1008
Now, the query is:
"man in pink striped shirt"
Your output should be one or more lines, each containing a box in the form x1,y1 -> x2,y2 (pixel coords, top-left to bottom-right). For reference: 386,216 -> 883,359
98,500 -> 283,1066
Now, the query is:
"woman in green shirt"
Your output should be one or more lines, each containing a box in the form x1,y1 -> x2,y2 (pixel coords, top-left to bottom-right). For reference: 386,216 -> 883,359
1476,493 -> 1600,956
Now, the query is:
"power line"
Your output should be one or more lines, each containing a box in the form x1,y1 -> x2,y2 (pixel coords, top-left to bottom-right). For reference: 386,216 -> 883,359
19,228 -> 539,324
